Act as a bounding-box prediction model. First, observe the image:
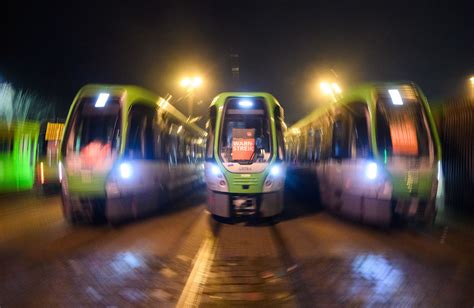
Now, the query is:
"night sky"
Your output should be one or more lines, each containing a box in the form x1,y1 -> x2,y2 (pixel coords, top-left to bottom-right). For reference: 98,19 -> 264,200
3,1 -> 474,124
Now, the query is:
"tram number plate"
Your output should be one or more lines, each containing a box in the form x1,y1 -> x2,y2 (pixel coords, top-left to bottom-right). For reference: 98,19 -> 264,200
233,197 -> 256,211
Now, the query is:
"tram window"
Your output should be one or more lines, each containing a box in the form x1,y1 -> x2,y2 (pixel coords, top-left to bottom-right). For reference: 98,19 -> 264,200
126,104 -> 155,160
157,112 -> 169,161
206,106 -> 216,161
332,115 -> 350,159
297,134 -> 305,162
349,103 -> 370,158
274,106 -> 285,161
167,123 -> 178,165
307,128 -> 314,161
219,99 -> 272,163
275,122 -> 285,161
0,133 -> 13,153
62,97 -> 121,158
376,94 -> 431,159
314,128 -> 322,161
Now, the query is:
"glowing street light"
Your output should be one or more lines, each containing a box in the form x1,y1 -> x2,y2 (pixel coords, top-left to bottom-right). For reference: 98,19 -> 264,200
332,82 -> 342,94
181,76 -> 203,90
320,82 -> 333,95
180,75 -> 203,117
320,81 -> 342,102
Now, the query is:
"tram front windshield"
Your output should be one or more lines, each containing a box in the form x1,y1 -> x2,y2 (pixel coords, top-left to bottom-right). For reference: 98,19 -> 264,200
63,97 -> 121,169
219,99 -> 272,164
376,87 -> 432,160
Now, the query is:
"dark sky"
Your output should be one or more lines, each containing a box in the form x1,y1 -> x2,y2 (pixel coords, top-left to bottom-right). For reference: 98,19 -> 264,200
3,1 -> 474,124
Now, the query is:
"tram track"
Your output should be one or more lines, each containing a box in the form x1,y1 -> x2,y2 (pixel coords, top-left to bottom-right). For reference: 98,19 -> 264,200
176,214 -> 313,307
269,222 -> 313,308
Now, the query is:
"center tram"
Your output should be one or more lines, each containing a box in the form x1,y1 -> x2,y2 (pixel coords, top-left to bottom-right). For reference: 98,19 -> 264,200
205,92 -> 286,218
286,82 -> 442,226
60,84 -> 206,224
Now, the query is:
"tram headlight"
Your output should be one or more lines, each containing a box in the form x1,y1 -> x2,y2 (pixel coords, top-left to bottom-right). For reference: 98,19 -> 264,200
206,163 -> 228,192
270,165 -> 281,177
119,162 -> 132,179
211,165 -> 221,176
264,164 -> 285,192
365,162 -> 378,180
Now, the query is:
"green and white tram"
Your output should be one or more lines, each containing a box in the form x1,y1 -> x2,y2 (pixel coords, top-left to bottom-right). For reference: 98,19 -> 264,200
205,92 -> 286,218
0,121 -> 40,192
60,84 -> 206,224
286,82 -> 442,226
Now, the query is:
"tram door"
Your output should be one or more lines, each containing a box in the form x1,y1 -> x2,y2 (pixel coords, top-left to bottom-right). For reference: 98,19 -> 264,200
326,111 -> 350,211
327,104 -> 371,218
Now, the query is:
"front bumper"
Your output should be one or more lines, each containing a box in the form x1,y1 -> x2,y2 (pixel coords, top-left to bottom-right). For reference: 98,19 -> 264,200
207,190 -> 283,218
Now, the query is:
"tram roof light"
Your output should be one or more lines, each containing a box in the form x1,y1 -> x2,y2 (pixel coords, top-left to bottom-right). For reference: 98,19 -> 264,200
388,89 -> 404,105
238,100 -> 253,108
95,93 -> 110,108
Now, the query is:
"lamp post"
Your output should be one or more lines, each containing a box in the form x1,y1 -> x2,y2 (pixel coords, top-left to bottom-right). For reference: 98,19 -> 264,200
180,76 -> 203,117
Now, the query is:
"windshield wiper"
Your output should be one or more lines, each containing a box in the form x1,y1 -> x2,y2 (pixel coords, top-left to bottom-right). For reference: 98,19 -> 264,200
239,149 -> 257,165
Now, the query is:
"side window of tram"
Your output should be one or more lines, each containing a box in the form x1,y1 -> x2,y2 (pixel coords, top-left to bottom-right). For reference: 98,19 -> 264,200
0,132 -> 14,154
351,106 -> 370,158
206,106 -> 216,161
314,128 -> 322,161
127,105 -> 155,160
332,116 -> 350,159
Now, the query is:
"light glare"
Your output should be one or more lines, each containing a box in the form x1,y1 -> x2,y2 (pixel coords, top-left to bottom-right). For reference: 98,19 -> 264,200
120,162 -> 132,179
320,82 -> 332,95
332,82 -> 342,94
211,165 -> 220,175
366,162 -> 378,180
388,89 -> 404,105
238,100 -> 253,108
95,93 -> 110,108
58,161 -> 63,182
270,165 -> 281,176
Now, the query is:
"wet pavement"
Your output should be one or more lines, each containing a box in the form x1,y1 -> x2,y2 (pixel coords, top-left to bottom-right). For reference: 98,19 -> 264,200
0,190 -> 473,307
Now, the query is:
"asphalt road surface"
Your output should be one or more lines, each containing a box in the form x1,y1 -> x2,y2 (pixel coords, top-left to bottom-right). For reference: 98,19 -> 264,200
0,190 -> 473,307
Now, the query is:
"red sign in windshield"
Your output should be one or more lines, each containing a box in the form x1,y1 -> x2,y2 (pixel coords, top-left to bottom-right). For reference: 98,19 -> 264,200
231,128 -> 255,161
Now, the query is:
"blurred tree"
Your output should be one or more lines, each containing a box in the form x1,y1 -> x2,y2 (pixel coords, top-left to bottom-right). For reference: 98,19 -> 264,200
0,83 -> 54,125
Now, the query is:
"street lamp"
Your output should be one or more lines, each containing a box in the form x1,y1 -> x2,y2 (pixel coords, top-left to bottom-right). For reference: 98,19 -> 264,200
180,76 -> 203,117
469,76 -> 474,99
320,81 -> 342,102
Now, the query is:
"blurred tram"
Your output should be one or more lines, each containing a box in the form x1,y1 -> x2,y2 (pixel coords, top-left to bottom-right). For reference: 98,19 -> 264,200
0,121 -> 40,192
36,122 -> 64,192
60,84 -> 206,224
205,92 -> 286,219
286,83 -> 442,226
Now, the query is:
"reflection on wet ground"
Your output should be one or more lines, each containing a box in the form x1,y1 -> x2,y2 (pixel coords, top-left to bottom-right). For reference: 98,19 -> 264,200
0,191 -> 473,306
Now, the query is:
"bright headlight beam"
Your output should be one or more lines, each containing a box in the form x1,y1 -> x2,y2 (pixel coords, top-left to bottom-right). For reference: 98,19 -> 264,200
95,93 -> 110,108
365,162 -> 378,180
211,165 -> 220,176
238,100 -> 253,108
120,162 -> 132,179
388,89 -> 404,105
270,165 -> 281,176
